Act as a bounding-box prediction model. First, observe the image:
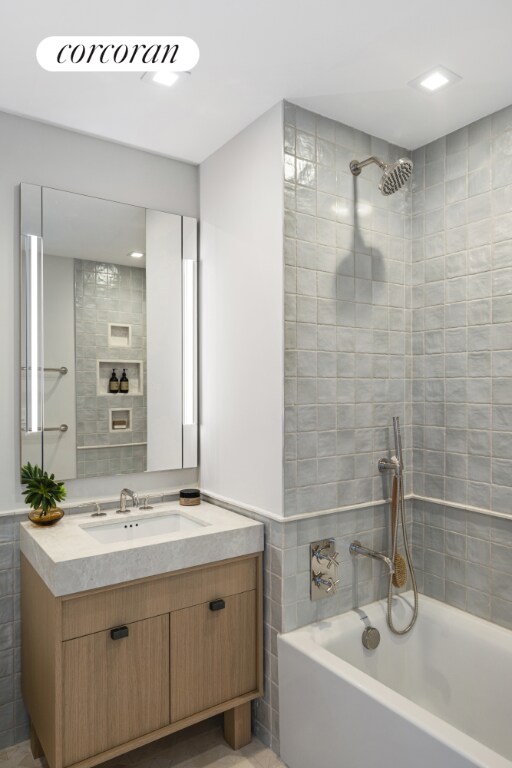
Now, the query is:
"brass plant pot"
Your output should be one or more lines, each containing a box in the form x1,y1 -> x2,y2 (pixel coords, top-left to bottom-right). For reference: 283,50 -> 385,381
28,508 -> 65,526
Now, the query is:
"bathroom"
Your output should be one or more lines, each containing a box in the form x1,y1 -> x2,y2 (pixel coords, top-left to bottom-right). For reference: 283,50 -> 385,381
1,2 -> 512,767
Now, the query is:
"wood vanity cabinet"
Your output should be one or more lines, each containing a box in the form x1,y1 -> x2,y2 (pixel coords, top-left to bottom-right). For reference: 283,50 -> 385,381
21,553 -> 263,768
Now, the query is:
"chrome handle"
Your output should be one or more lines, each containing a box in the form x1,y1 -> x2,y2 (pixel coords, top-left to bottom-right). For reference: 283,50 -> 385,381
312,571 -> 339,593
91,502 -> 106,517
22,366 -> 68,375
313,546 -> 340,569
43,424 -> 68,432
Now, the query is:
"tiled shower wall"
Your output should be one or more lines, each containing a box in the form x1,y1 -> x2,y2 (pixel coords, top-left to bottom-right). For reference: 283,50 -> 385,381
283,103 -> 412,516
256,100 -> 512,756
75,260 -> 147,478
411,105 -> 512,511
412,499 -> 512,628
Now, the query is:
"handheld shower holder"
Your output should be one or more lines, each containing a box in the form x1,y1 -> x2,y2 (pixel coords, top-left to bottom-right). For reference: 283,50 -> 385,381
378,456 -> 400,474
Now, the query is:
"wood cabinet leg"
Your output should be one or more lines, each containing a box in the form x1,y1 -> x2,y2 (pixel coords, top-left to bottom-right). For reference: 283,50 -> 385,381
30,725 -> 44,759
224,702 -> 252,750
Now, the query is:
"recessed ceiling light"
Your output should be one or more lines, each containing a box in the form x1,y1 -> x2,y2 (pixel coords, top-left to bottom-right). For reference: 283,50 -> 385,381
151,71 -> 180,87
129,251 -> 144,259
409,66 -> 462,94
141,71 -> 191,88
420,71 -> 449,91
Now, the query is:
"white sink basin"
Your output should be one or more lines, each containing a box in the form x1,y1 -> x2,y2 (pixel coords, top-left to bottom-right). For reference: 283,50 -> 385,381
81,511 -> 208,544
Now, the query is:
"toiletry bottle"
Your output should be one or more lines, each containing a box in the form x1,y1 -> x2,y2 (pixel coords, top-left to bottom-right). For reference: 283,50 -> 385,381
109,368 -> 119,393
120,368 -> 129,394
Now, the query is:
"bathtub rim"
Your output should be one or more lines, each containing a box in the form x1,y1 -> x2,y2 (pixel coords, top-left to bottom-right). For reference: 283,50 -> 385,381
278,593 -> 512,768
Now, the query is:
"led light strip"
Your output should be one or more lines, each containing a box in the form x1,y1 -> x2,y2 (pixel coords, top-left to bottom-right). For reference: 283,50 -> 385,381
182,258 -> 196,426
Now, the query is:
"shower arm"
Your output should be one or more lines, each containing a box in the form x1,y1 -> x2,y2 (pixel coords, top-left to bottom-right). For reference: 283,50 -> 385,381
349,156 -> 387,176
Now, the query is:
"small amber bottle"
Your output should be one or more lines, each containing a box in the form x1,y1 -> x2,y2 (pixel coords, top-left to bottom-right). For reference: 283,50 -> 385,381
120,368 -> 129,393
108,369 -> 119,393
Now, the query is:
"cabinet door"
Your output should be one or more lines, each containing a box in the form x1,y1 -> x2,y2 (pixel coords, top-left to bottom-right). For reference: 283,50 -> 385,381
170,590 -> 257,722
62,614 -> 169,766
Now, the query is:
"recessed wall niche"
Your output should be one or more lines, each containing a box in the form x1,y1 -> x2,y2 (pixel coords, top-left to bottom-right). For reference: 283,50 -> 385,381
110,408 -> 131,432
97,361 -> 143,396
108,323 -> 132,348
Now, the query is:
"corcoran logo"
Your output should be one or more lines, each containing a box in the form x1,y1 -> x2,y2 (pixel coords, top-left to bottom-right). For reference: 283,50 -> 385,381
36,36 -> 200,72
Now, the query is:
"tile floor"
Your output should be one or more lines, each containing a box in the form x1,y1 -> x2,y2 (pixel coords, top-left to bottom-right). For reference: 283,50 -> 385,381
0,719 -> 287,768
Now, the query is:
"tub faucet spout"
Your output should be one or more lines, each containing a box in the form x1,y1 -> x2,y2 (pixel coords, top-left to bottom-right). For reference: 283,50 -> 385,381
349,541 -> 395,574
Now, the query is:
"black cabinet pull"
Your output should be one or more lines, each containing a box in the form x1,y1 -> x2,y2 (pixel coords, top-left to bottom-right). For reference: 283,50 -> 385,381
209,599 -> 225,611
110,625 -> 129,640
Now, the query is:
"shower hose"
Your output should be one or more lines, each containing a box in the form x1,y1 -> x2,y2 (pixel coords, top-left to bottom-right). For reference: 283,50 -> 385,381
387,468 -> 418,635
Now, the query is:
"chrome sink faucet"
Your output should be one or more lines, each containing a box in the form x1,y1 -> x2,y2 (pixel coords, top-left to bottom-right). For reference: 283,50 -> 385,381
116,488 -> 140,514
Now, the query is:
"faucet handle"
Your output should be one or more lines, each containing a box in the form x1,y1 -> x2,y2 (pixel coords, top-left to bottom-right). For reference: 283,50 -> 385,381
140,496 -> 153,510
313,544 -> 340,569
312,571 -> 339,594
91,502 -> 106,517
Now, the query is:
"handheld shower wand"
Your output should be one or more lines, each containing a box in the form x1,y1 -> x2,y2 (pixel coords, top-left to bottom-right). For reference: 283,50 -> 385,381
393,416 -> 403,475
379,416 -> 418,635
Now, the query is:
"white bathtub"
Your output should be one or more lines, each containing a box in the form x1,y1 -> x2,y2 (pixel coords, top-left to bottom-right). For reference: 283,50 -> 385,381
278,594 -> 512,768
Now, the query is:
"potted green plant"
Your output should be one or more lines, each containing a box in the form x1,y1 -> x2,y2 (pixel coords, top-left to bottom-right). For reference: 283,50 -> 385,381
21,462 -> 67,525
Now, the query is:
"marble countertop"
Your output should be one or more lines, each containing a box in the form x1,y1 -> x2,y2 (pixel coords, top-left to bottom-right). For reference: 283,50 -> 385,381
20,500 -> 264,597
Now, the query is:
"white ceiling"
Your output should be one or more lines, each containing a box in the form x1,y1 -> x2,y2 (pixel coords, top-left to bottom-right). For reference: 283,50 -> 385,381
1,0 -> 512,164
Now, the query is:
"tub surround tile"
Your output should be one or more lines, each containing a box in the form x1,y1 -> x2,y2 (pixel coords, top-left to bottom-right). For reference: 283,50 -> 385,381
412,498 -> 512,628
412,113 -> 512,510
283,104 -> 412,518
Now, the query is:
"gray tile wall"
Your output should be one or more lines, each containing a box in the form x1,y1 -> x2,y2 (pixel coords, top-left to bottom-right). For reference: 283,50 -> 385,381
283,103 -> 412,516
75,260 -> 147,478
411,105 -> 512,511
412,498 -> 512,628
0,515 -> 27,750
256,101 -> 512,758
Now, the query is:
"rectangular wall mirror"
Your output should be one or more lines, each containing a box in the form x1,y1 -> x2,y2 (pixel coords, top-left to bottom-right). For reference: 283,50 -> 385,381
20,183 -> 198,480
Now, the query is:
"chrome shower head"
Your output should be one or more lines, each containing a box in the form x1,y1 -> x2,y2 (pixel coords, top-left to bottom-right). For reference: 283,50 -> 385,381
349,156 -> 413,196
379,158 -> 413,196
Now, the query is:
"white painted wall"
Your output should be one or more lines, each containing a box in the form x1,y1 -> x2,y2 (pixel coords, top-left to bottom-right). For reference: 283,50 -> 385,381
0,110 -> 199,512
199,103 -> 284,517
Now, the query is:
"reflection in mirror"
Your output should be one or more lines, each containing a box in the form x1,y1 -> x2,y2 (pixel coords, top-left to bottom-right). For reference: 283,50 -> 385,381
20,184 -> 198,482
42,189 -> 147,479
